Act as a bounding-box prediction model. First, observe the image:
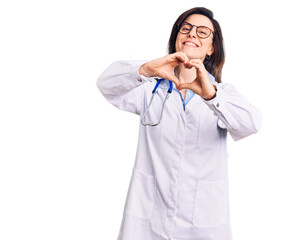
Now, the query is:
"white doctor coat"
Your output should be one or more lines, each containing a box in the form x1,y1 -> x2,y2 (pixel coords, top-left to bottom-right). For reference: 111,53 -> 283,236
97,60 -> 262,240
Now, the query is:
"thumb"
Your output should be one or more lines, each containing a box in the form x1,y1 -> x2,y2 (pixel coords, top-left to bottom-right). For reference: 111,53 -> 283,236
178,82 -> 191,91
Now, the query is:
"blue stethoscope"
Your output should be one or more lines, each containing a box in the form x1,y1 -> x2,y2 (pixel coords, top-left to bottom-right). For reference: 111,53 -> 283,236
140,75 -> 225,129
140,78 -> 173,126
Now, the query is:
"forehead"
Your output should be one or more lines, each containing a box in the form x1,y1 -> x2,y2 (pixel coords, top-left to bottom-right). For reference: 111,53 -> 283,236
184,14 -> 214,30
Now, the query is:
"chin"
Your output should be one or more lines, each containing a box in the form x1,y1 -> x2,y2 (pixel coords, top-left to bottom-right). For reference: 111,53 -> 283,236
179,49 -> 199,59
186,52 -> 203,60
175,48 -> 204,60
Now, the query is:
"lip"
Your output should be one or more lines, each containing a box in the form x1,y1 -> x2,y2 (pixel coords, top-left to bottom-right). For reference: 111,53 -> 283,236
183,41 -> 199,48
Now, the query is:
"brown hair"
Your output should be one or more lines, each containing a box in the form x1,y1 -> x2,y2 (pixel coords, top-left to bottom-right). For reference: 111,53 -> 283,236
168,7 -> 225,83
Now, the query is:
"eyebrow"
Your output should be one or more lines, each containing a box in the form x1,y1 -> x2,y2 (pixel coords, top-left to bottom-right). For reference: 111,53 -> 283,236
182,21 -> 214,32
183,21 -> 210,28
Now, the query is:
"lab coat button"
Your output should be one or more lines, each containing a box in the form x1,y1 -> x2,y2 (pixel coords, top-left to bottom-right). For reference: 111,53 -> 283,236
216,102 -> 220,108
137,77 -> 143,82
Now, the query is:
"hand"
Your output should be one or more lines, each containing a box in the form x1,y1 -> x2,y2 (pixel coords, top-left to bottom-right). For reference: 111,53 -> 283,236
178,59 -> 216,100
139,52 -> 189,88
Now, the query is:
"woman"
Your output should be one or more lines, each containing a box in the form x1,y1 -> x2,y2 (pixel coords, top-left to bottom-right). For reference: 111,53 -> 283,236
97,7 -> 261,240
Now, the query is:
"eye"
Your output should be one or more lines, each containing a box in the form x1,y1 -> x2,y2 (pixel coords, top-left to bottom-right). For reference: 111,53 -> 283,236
180,23 -> 192,33
197,27 -> 210,36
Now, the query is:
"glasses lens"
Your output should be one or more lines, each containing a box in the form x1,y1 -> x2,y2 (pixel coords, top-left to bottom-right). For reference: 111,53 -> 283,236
197,26 -> 211,38
179,23 -> 192,34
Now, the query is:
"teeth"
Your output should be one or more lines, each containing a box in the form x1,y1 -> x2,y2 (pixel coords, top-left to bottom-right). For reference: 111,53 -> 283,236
184,42 -> 197,47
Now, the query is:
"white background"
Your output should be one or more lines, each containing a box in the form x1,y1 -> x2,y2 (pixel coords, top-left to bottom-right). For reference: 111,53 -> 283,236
0,0 -> 293,239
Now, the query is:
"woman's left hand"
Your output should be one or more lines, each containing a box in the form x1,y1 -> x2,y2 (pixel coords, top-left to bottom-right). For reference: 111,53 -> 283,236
178,59 -> 217,100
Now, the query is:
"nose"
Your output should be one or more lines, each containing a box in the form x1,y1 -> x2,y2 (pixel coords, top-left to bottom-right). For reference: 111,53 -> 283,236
188,25 -> 197,38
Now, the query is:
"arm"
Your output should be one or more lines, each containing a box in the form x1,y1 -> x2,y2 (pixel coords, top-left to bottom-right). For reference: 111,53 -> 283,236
97,60 -> 153,115
177,59 -> 261,141
203,83 -> 262,141
97,52 -> 191,115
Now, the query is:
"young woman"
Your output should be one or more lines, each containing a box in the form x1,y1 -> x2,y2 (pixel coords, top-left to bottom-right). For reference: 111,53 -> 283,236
97,7 -> 261,240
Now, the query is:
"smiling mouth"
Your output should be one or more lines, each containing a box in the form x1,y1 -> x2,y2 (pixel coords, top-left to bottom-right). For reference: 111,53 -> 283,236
183,41 -> 199,48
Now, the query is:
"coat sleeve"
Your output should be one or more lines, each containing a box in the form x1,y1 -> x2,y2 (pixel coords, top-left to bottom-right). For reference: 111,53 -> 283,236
203,83 -> 262,141
97,60 -> 153,115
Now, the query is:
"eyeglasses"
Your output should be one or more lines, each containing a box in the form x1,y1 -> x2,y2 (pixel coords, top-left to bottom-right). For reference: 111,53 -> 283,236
178,22 -> 214,39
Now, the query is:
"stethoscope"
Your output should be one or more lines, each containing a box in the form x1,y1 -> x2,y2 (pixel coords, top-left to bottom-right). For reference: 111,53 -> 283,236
140,78 -> 173,126
140,77 -> 227,129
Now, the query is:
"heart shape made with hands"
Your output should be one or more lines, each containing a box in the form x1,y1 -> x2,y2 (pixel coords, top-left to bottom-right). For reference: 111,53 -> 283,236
170,59 -> 216,100
141,53 -> 216,100
168,59 -> 211,94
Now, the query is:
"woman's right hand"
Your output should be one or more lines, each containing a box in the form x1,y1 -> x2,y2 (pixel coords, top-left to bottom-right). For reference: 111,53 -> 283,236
139,52 -> 189,88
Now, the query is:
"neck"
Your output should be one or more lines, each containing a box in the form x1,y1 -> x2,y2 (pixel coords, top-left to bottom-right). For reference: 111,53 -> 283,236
175,63 -> 197,84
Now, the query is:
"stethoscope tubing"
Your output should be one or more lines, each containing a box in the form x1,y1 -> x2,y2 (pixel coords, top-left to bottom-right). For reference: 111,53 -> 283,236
140,78 -> 173,126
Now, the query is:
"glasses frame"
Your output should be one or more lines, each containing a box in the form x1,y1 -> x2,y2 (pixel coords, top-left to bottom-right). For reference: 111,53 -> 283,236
177,22 -> 214,39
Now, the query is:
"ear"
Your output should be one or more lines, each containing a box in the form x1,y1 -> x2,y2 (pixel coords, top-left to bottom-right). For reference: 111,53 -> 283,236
207,45 -> 214,56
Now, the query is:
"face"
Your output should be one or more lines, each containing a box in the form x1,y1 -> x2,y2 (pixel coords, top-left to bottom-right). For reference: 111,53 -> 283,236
175,14 -> 214,61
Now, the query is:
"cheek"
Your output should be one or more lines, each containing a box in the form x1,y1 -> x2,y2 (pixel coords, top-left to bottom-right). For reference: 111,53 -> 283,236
175,39 -> 179,51
175,35 -> 182,52
206,38 -> 214,49
201,40 -> 213,52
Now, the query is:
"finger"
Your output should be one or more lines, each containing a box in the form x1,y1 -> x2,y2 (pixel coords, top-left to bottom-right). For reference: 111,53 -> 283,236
179,82 -> 202,95
189,58 -> 202,63
188,59 -> 205,69
178,82 -> 192,91
172,52 -> 189,64
186,61 -> 204,72
177,51 -> 189,64
187,58 -> 201,65
167,75 -> 181,88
